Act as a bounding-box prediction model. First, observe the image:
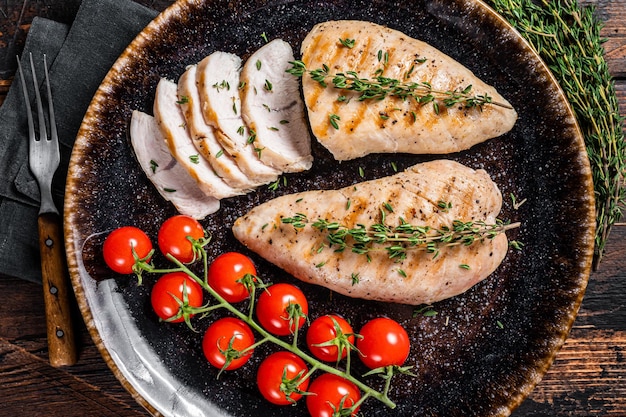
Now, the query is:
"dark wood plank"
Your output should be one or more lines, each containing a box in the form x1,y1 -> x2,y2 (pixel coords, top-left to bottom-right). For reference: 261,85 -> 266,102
0,275 -> 149,416
583,0 -> 626,78
0,337 -> 148,417
515,222 -> 626,415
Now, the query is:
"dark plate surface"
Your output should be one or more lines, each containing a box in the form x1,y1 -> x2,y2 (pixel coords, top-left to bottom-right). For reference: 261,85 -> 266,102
64,0 -> 596,416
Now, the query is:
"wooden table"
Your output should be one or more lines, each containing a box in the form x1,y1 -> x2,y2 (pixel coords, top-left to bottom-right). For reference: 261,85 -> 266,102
0,0 -> 624,416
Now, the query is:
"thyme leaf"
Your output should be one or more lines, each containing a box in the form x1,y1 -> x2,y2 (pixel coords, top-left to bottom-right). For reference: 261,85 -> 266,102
339,38 -> 356,48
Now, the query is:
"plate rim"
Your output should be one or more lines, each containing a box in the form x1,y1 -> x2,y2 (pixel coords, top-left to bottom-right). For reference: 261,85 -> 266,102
64,0 -> 596,415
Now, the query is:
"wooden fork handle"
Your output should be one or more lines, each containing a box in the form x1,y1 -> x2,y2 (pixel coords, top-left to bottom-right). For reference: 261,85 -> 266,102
38,212 -> 78,367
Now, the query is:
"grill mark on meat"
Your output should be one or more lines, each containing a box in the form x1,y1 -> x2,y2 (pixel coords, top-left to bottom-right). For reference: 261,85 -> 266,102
300,20 -> 518,160
233,159 -> 509,305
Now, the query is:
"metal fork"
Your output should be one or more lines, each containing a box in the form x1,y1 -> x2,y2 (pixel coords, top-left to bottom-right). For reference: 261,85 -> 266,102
17,53 -> 77,367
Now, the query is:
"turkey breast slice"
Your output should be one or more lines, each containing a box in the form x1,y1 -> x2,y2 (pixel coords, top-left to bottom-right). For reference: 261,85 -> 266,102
129,110 -> 219,219
196,52 -> 280,184
233,160 -> 510,305
177,65 -> 257,190
240,39 -> 313,173
300,20 -> 518,160
154,77 -> 245,200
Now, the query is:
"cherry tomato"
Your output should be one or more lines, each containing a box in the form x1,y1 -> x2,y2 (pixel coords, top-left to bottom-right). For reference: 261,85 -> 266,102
357,317 -> 410,369
306,373 -> 361,417
306,315 -> 355,362
202,317 -> 255,371
256,351 -> 310,405
151,272 -> 203,323
256,283 -> 308,336
207,252 -> 257,303
157,215 -> 205,263
103,226 -> 152,274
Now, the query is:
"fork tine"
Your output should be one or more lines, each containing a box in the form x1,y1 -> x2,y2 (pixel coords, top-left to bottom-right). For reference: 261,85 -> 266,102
43,54 -> 58,145
29,52 -> 48,143
16,55 -> 35,144
17,53 -> 60,215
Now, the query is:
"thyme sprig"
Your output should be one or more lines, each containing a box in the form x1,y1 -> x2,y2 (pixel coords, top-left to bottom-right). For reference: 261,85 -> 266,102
287,60 -> 512,112
487,0 -> 626,267
281,213 -> 520,260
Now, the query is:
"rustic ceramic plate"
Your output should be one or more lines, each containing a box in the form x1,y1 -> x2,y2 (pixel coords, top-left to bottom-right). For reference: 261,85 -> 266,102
64,0 -> 595,416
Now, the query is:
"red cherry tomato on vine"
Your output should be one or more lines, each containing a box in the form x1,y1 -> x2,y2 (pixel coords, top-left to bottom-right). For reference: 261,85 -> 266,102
256,283 -> 308,336
306,373 -> 361,417
202,317 -> 255,371
151,272 -> 203,323
103,226 -> 152,274
256,351 -> 310,405
356,317 -> 410,369
207,252 -> 257,303
306,315 -> 355,362
157,215 -> 205,263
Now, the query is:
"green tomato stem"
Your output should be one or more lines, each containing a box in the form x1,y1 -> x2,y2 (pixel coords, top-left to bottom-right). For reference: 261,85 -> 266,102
300,364 -> 320,385
240,336 -> 271,354
353,391 -> 372,411
382,366 -> 394,398
247,284 -> 256,321
160,253 -> 397,410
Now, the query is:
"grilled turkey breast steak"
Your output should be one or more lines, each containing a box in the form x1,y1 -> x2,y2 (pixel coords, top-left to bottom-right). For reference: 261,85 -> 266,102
129,111 -> 219,219
196,52 -> 280,184
233,160 -> 509,305
154,77 -> 245,200
177,65 -> 255,191
300,20 -> 518,160
240,39 -> 313,173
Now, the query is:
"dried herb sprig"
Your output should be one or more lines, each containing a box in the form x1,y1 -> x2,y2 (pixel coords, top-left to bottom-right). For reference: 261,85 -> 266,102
287,61 -> 512,112
487,0 -> 626,268
281,213 -> 520,260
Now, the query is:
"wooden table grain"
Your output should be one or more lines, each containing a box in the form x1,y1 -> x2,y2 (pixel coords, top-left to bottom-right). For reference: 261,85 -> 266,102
0,1 -> 624,416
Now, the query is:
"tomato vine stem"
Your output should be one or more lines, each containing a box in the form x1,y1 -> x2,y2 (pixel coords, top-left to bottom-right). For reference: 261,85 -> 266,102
137,251 -> 398,410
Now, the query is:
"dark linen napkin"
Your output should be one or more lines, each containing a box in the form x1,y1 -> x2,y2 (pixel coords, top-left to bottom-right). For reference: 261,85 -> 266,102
0,0 -> 158,283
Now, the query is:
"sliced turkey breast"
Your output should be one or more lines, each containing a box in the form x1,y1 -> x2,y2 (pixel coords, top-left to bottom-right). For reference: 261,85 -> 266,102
233,160 -> 511,305
299,20 -> 518,160
129,110 -> 219,219
196,52 -> 280,184
240,39 -> 313,173
153,77 -> 245,200
177,65 -> 257,190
